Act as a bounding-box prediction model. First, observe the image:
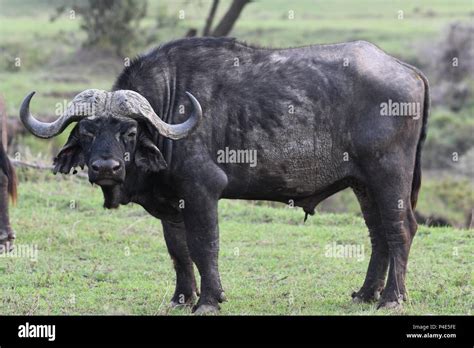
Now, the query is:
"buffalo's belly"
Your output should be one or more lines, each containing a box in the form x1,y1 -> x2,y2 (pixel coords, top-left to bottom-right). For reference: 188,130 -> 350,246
220,133 -> 346,200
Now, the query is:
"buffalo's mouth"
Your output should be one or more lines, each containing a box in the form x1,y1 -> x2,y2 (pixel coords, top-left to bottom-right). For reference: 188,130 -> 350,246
97,181 -> 123,209
93,177 -> 123,187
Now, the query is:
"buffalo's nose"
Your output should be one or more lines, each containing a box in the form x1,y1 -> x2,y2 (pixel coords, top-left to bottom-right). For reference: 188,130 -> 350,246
91,159 -> 121,174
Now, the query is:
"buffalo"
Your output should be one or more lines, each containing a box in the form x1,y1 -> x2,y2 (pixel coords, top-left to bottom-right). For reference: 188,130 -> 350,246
20,37 -> 429,314
0,139 -> 17,252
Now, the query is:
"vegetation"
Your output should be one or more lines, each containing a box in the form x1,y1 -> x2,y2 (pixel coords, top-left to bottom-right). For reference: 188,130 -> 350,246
1,177 -> 471,315
0,0 -> 472,314
52,0 -> 148,56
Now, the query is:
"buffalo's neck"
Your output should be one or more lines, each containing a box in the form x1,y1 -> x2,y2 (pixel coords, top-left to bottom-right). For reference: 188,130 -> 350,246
119,169 -> 182,222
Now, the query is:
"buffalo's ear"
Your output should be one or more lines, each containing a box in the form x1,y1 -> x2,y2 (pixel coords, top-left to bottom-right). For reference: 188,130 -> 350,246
53,126 -> 85,175
134,135 -> 167,173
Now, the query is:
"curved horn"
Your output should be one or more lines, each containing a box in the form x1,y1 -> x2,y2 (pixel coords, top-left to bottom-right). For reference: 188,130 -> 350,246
20,89 -> 105,139
112,90 -> 203,140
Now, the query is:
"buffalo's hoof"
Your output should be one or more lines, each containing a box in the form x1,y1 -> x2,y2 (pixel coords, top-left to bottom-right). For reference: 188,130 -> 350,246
169,300 -> 193,309
0,230 -> 14,254
169,292 -> 197,309
192,304 -> 220,315
219,292 -> 227,302
0,230 -> 8,242
351,294 -> 365,304
377,300 -> 402,310
377,295 -> 404,310
0,240 -> 14,254
351,288 -> 382,303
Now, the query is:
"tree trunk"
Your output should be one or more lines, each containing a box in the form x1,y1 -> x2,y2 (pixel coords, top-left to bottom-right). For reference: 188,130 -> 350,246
211,0 -> 250,37
203,0 -> 220,36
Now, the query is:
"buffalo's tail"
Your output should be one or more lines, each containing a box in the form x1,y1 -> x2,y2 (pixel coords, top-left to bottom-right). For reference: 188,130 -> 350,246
396,60 -> 430,210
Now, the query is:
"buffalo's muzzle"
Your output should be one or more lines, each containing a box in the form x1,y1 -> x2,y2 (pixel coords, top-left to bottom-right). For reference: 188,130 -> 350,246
89,158 -> 124,186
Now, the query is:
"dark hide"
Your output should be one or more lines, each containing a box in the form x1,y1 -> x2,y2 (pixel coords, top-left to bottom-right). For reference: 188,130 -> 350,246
51,37 -> 429,313
0,140 -> 17,252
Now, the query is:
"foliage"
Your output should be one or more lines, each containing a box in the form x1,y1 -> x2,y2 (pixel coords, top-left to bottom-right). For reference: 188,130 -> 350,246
421,22 -> 474,112
53,0 -> 147,56
423,108 -> 474,169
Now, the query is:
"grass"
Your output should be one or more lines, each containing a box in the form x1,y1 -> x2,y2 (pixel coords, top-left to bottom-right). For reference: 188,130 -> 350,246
0,0 -> 472,315
0,70 -> 113,116
1,0 -> 472,67
0,175 -> 471,315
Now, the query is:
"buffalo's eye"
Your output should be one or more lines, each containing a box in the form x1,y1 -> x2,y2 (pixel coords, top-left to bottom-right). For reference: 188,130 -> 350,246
125,128 -> 137,139
80,128 -> 95,138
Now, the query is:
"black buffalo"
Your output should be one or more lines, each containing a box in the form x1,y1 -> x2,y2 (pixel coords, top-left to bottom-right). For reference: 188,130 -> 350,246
20,37 -> 429,314
0,140 -> 17,252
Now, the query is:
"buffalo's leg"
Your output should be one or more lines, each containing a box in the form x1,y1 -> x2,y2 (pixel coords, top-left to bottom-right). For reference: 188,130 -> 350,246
162,220 -> 198,307
183,197 -> 226,314
180,171 -> 227,314
0,171 -> 14,253
369,172 -> 418,309
352,184 -> 389,302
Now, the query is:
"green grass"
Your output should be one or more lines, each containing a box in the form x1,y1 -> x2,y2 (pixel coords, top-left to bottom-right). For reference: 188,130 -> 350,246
0,176 -> 471,315
0,70 -> 113,116
1,0 -> 472,67
0,0 -> 472,315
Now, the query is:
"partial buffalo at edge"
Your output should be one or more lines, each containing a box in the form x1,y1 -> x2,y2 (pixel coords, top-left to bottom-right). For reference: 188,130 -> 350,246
0,139 -> 17,253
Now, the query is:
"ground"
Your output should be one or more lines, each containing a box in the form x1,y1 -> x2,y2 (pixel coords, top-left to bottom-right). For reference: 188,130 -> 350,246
1,177 -> 471,315
0,0 -> 472,315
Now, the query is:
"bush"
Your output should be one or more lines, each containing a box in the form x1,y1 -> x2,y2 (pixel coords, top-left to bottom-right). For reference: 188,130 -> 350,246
53,0 -> 147,56
420,22 -> 474,111
423,109 -> 474,169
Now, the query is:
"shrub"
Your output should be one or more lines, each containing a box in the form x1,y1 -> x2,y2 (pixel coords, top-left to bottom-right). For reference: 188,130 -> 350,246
53,0 -> 147,56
